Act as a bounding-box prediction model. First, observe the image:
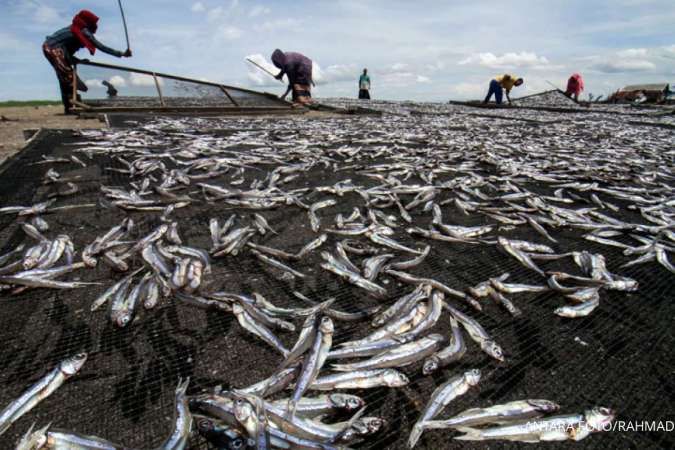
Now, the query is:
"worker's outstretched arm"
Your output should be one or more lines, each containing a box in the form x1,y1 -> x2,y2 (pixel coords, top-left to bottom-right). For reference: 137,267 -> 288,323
506,92 -> 512,105
83,29 -> 131,57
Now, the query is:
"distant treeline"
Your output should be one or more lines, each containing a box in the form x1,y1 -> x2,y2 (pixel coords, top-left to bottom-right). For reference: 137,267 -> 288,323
0,100 -> 62,108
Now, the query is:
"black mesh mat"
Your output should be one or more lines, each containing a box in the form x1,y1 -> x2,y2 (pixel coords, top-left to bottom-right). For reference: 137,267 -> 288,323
75,61 -> 289,110
0,108 -> 673,450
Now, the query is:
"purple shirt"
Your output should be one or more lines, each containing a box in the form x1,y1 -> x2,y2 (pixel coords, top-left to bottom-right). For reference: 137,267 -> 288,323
272,50 -> 313,85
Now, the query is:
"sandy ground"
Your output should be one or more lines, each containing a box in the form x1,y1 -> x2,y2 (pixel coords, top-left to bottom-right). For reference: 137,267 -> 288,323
0,105 -> 106,164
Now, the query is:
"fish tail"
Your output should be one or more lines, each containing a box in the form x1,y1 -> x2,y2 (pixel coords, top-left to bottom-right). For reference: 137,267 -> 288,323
408,424 -> 423,448
453,426 -> 485,441
177,377 -> 190,395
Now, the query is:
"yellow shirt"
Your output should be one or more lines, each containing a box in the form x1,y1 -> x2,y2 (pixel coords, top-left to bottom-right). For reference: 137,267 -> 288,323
496,74 -> 518,93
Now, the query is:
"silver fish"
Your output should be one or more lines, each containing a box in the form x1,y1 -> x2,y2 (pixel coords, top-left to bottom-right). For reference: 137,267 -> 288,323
332,334 -> 445,372
443,303 -> 504,362
409,369 -> 482,448
321,261 -> 388,299
289,317 -> 334,418
17,424 -> 122,450
296,234 -> 328,259
555,295 -> 600,318
309,368 -> 409,391
232,304 -> 290,357
454,406 -> 615,442
422,399 -> 560,429
156,378 -> 192,450
271,394 -> 364,419
362,253 -> 394,280
0,353 -> 87,436
422,317 -> 466,375
239,367 -> 299,398
387,246 -> 431,270
251,249 -> 306,279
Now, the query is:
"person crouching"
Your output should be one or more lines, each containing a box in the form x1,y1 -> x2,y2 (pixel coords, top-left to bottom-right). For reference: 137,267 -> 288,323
271,49 -> 314,106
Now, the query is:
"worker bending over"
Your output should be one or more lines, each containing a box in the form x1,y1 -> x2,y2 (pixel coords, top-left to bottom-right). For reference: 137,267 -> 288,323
272,49 -> 314,105
565,73 -> 584,102
43,10 -> 131,114
484,74 -> 523,105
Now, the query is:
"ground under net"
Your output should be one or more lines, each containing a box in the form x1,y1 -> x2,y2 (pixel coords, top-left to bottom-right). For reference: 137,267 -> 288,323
0,104 -> 673,450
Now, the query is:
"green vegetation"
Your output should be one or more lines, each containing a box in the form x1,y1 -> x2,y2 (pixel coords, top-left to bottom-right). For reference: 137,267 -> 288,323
0,100 -> 62,108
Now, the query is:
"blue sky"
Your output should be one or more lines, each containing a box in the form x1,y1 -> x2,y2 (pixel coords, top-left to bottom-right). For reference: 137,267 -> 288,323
1,0 -> 674,101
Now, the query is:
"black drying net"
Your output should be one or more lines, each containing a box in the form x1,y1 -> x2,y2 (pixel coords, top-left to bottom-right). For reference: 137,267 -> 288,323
0,102 -> 673,450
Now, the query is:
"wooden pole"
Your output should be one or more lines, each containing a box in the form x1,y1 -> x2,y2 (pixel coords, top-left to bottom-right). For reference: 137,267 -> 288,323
72,65 -> 78,107
220,86 -> 239,106
246,58 -> 284,83
153,73 -> 165,106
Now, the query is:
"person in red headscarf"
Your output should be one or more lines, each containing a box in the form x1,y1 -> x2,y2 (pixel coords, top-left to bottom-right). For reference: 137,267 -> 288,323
565,73 -> 584,102
43,10 -> 132,114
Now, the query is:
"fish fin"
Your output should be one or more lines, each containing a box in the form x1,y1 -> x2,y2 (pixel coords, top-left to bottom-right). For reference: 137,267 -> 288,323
286,399 -> 297,420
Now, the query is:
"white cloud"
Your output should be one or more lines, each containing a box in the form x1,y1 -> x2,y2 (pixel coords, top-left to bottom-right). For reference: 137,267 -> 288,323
587,47 -> 660,73
207,6 -> 225,22
425,61 -> 446,72
109,75 -> 127,88
191,2 -> 205,13
84,76 -> 126,91
11,1 -> 64,26
379,72 -> 416,87
616,48 -> 648,58
34,4 -> 60,24
316,64 -> 359,84
592,60 -> 657,73
449,82 -> 485,98
416,75 -> 431,84
660,45 -> 675,58
391,62 -> 409,71
249,5 -> 271,17
0,32 -> 29,51
129,73 -> 163,87
253,18 -> 301,33
216,26 -> 242,41
459,51 -> 550,68
84,79 -> 103,89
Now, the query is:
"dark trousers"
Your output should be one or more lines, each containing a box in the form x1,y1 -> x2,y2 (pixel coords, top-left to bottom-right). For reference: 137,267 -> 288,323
484,79 -> 503,104
43,43 -> 87,113
358,89 -> 370,100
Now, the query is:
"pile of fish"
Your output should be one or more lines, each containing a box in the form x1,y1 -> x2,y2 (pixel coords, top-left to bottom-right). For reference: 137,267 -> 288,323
0,222 -> 92,291
0,102 -> 672,449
